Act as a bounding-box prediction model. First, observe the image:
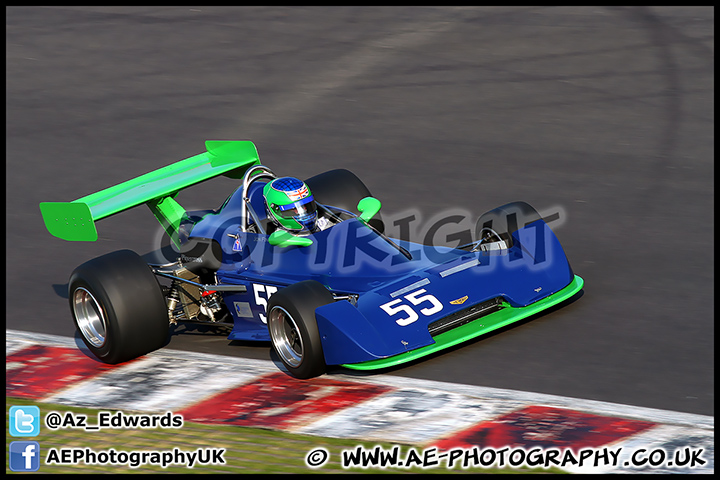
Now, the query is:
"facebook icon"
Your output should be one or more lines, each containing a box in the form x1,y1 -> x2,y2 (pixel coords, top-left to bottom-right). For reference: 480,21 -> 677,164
9,441 -> 41,472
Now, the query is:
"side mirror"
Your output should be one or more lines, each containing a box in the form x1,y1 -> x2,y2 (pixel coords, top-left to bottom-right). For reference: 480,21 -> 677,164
357,196 -> 382,223
268,230 -> 313,248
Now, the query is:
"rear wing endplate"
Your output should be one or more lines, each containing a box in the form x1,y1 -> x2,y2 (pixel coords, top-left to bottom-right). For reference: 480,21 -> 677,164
39,140 -> 260,244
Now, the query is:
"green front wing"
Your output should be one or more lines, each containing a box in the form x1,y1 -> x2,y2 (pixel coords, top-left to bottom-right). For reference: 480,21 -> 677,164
341,275 -> 584,371
39,140 -> 260,245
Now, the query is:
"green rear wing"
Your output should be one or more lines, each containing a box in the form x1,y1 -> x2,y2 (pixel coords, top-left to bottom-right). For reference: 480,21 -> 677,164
39,140 -> 260,244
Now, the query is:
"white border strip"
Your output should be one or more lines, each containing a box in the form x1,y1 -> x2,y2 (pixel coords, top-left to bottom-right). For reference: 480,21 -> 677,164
353,374 -> 714,431
6,329 -> 713,431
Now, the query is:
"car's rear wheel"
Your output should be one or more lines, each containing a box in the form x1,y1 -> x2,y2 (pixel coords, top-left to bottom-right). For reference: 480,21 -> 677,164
266,280 -> 334,379
305,168 -> 384,232
474,201 -> 542,249
68,249 -> 169,364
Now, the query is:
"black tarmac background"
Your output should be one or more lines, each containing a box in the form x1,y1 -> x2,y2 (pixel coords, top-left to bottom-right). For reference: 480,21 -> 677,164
6,7 -> 713,416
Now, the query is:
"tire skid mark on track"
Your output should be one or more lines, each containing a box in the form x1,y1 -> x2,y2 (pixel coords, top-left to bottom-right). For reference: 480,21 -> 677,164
5,329 -> 714,473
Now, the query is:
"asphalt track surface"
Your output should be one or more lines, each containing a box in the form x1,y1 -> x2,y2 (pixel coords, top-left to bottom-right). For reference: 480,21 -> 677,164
6,7 -> 713,416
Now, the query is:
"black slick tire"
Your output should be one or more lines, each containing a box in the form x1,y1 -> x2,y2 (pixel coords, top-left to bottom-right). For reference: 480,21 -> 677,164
305,168 -> 384,232
266,280 -> 334,379
68,249 -> 169,364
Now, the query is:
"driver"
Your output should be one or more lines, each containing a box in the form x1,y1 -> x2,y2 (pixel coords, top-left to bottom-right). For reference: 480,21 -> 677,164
263,177 -> 331,235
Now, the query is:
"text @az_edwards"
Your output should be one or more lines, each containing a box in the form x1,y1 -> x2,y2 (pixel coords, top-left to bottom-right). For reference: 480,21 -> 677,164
44,410 -> 183,431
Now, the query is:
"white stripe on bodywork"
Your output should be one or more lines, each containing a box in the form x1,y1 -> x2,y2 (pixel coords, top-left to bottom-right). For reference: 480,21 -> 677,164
390,278 -> 430,298
439,258 -> 479,278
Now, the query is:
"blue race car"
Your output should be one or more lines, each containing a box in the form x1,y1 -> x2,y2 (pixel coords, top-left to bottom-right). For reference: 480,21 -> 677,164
40,140 -> 584,378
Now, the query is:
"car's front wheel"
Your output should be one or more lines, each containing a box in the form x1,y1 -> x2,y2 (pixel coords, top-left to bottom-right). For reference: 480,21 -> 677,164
68,249 -> 169,364
266,280 -> 334,379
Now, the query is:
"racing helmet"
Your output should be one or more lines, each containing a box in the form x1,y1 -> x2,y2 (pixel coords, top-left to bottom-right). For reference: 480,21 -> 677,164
263,177 -> 318,233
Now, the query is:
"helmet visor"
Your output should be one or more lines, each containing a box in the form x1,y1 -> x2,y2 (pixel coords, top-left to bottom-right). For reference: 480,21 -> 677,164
273,195 -> 317,219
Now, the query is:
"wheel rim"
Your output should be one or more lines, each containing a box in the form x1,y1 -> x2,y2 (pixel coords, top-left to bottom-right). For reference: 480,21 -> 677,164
268,306 -> 303,368
72,287 -> 107,348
